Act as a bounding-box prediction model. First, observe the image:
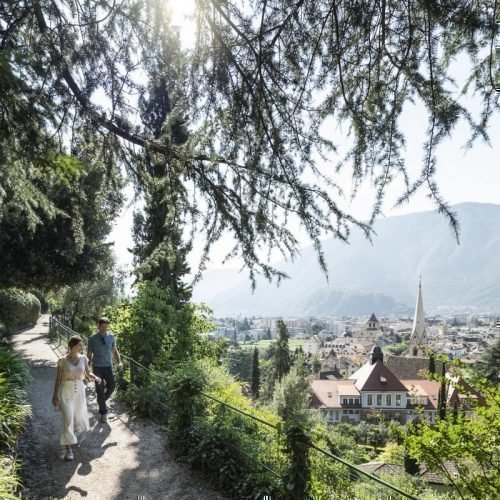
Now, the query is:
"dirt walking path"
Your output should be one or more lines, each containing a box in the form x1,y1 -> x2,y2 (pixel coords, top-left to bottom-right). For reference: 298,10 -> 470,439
12,315 -> 225,500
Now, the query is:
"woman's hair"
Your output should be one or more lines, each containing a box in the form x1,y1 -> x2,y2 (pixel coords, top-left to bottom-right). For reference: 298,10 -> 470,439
68,335 -> 83,350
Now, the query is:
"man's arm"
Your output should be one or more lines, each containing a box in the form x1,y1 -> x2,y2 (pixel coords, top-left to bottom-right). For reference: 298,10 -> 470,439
112,344 -> 122,368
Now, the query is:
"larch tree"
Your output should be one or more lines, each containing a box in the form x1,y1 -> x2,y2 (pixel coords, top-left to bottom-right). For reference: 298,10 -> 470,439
1,0 -> 499,288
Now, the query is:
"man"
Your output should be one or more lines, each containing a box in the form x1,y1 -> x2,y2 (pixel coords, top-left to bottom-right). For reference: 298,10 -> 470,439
87,317 -> 123,423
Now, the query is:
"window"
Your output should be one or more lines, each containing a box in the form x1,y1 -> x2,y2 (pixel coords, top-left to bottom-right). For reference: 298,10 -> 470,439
342,397 -> 348,405
367,394 -> 373,405
348,398 -> 354,405
327,392 -> 332,398
355,398 -> 360,405
386,394 -> 392,406
396,394 -> 401,407
376,394 -> 382,406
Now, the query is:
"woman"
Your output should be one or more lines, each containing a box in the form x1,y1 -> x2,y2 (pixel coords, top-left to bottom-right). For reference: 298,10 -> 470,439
52,335 -> 101,461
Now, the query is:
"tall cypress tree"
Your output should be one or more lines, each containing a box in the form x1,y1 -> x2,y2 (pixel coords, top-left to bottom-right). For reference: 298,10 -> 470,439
251,347 -> 260,399
437,360 -> 447,420
428,352 -> 436,375
275,320 -> 291,382
130,1 -> 191,305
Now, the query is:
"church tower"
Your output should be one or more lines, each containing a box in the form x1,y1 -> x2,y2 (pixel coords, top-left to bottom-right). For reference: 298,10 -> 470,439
409,277 -> 428,356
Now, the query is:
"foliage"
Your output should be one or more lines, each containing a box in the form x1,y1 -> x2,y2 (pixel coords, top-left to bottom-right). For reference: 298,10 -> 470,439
378,443 -> 405,465
194,363 -> 282,498
437,359 -> 447,420
0,132 -> 123,290
130,0 -> 192,300
224,349 -> 253,382
0,457 -> 20,500
274,320 -> 291,383
166,362 -> 207,455
119,369 -> 170,423
322,425 -> 370,465
405,375 -> 500,499
3,1 -> 496,286
0,346 -> 31,498
360,472 -> 442,500
271,353 -> 312,426
56,272 -> 124,330
475,339 -> 500,383
250,347 -> 260,399
428,352 -> 436,375
282,424 -> 312,499
105,280 -> 213,368
0,289 -> 40,334
385,342 -> 409,356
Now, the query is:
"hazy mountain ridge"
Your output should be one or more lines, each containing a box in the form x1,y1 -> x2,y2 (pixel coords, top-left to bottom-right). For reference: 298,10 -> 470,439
192,203 -> 500,317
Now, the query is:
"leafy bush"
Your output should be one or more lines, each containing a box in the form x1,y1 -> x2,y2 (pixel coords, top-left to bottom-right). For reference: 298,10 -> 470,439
192,362 -> 282,498
0,346 -> 31,498
0,457 -> 20,500
104,280 -> 214,369
0,289 -> 40,333
378,443 -> 405,465
119,369 -> 170,423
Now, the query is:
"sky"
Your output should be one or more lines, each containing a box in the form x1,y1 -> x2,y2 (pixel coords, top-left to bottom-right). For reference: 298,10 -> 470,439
108,1 -> 500,280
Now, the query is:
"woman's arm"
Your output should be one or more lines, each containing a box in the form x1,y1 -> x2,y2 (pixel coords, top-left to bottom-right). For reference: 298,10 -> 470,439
87,341 -> 93,365
52,363 -> 63,406
83,356 -> 101,383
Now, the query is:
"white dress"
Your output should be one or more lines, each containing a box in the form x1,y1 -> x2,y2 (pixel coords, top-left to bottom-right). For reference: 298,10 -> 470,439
57,356 -> 90,446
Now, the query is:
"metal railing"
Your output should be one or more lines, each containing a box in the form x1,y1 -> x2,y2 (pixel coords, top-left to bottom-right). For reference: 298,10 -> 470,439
48,317 -> 418,499
49,316 -> 77,347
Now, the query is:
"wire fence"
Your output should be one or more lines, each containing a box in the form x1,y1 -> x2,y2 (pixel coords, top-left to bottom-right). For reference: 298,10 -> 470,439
49,317 -> 418,499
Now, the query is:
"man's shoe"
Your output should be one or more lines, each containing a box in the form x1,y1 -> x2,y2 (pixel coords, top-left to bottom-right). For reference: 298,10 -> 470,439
100,414 -> 108,423
64,448 -> 74,461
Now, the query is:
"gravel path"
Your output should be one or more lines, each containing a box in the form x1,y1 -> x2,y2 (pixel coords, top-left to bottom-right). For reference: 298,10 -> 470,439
12,315 -> 225,500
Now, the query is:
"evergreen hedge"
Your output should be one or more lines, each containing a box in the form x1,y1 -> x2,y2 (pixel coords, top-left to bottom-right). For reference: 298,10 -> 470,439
0,289 -> 40,335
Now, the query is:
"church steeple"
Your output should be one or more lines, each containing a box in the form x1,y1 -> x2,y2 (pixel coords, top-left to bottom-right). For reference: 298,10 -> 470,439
409,277 -> 428,356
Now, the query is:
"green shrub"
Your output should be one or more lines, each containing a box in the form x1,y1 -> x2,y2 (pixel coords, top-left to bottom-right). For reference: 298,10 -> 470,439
0,289 -> 40,333
0,348 -> 31,449
0,456 -> 20,500
0,346 -> 31,498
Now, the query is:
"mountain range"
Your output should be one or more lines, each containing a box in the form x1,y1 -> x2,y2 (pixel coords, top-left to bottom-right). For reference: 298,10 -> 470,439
192,203 -> 500,317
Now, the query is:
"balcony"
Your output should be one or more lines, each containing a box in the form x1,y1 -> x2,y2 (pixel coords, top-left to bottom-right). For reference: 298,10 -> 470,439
340,399 -> 361,408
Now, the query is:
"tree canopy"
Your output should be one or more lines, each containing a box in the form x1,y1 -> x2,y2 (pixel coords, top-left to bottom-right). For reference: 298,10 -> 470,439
1,0 -> 498,285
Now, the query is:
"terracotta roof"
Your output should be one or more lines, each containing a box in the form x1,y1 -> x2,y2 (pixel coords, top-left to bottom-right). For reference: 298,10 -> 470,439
385,355 -> 443,380
401,379 -> 440,410
350,360 -> 407,392
311,379 -> 359,409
